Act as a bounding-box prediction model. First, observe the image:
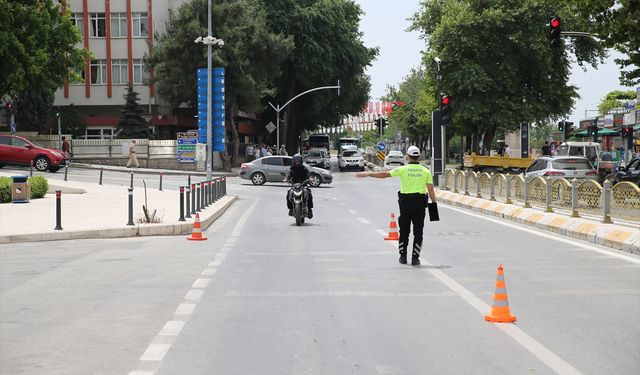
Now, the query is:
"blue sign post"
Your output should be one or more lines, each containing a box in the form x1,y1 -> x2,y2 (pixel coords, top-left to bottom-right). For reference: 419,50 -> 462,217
377,141 -> 386,151
196,68 -> 225,152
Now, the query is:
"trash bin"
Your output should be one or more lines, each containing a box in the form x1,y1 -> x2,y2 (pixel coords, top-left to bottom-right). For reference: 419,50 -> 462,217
11,175 -> 30,203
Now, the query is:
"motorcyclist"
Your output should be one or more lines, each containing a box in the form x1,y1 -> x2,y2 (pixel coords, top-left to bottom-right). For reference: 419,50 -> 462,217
286,154 -> 313,218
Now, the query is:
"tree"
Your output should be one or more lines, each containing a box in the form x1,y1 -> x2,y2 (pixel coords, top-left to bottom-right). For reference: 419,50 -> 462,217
0,0 -> 87,131
597,90 -> 636,115
60,104 -> 86,139
116,86 -> 150,139
410,0 -> 606,154
259,0 -> 378,152
147,0 -> 293,166
570,0 -> 640,85
385,68 -> 436,152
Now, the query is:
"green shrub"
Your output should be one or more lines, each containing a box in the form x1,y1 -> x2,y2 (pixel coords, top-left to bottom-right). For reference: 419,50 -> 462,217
0,177 -> 11,203
29,176 -> 49,199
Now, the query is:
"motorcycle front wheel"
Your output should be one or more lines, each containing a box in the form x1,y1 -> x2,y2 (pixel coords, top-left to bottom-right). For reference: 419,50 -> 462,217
294,205 -> 303,226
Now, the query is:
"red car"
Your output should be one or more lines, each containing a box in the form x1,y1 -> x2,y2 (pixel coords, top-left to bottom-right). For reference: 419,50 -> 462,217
0,134 -> 69,172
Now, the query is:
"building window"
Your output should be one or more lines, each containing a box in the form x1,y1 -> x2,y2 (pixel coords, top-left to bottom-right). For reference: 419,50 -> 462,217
71,13 -> 84,37
89,13 -> 106,37
110,12 -> 127,38
131,12 -> 148,37
132,59 -> 149,84
112,59 -> 128,84
89,59 -> 107,84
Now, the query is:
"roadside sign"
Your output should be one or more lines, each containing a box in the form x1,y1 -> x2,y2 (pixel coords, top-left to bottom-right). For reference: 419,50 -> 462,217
377,141 -> 385,151
177,132 -> 197,163
266,121 -> 276,133
377,151 -> 385,161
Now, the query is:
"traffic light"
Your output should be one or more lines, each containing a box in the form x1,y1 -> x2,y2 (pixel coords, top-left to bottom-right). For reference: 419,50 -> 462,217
558,120 -> 564,132
549,17 -> 561,47
564,121 -> 573,139
376,117 -> 387,135
440,95 -> 451,126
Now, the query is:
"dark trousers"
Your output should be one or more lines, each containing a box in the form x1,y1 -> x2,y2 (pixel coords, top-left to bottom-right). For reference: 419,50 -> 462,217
397,193 -> 427,258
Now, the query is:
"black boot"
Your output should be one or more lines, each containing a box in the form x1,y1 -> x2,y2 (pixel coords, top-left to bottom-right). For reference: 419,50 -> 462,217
399,254 -> 407,264
411,256 -> 420,266
288,208 -> 293,216
307,208 -> 313,219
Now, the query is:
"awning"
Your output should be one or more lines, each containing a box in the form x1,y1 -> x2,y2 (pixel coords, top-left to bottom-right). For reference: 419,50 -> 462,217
573,127 -> 620,137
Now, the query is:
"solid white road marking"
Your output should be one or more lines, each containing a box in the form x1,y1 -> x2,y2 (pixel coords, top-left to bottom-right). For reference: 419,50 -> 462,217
358,217 -> 371,224
441,204 -> 639,265
348,209 -> 358,215
376,229 -> 387,237
379,219 -> 583,374
158,321 -> 185,336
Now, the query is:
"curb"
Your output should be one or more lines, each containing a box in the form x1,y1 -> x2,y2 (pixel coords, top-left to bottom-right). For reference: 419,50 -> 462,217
437,191 -> 639,254
68,162 -> 239,177
0,195 -> 237,244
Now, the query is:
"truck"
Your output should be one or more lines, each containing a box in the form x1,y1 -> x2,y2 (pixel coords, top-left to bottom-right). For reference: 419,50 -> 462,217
463,153 -> 536,174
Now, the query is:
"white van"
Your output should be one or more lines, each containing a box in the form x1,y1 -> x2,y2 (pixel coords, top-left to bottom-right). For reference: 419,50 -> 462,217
556,142 -> 600,163
556,142 -> 616,181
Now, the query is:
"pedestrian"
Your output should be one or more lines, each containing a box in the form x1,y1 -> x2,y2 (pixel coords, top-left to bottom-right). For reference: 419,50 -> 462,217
246,143 -> 254,161
127,139 -> 139,168
541,141 -> 551,156
504,144 -> 511,157
254,146 -> 261,160
260,145 -> 267,158
355,146 -> 437,266
279,144 -> 288,156
61,136 -> 71,157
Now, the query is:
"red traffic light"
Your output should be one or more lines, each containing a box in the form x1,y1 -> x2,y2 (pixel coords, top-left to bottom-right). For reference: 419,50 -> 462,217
442,96 -> 450,105
550,17 -> 561,28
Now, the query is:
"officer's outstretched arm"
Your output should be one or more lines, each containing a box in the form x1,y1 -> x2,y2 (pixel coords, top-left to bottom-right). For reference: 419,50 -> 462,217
427,184 -> 437,203
356,171 -> 391,178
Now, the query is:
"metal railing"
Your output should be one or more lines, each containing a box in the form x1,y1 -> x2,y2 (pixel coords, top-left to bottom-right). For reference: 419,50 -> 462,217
442,169 -> 640,223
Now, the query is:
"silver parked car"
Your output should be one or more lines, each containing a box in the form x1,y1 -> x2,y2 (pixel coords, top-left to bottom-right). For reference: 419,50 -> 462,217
303,148 -> 331,170
525,156 -> 599,180
385,150 -> 405,165
239,156 -> 333,187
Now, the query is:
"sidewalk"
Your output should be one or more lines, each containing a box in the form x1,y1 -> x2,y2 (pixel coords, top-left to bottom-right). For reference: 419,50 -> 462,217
69,162 -> 240,177
436,190 -> 639,254
0,170 -> 236,244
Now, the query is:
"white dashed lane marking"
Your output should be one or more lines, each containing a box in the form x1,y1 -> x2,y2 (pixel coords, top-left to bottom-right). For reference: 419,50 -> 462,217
358,217 -> 371,224
129,198 -> 260,374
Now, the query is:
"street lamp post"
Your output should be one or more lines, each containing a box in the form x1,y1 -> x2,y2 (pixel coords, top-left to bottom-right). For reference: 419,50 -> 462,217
194,2 -> 224,180
269,81 -> 340,152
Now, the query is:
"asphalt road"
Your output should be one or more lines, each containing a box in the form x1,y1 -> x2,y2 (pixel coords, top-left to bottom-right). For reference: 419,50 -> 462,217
1,170 -> 638,374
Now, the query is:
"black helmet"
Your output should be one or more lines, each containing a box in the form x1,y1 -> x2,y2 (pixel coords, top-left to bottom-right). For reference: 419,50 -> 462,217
292,153 -> 303,166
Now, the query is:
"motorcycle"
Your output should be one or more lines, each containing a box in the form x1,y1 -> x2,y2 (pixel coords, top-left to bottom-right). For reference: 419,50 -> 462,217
290,180 -> 310,226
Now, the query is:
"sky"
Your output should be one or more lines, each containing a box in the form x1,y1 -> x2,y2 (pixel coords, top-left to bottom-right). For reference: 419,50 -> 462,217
355,0 -> 636,126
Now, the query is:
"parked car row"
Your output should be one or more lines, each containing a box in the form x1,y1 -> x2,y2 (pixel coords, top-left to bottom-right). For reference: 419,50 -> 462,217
0,134 -> 69,172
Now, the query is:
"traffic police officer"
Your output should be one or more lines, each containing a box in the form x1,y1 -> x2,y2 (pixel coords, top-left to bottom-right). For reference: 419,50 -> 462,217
356,146 -> 436,265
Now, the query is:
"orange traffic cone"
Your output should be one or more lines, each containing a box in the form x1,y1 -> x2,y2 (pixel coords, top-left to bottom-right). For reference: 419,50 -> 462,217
384,213 -> 399,241
186,213 -> 207,241
485,264 -> 516,323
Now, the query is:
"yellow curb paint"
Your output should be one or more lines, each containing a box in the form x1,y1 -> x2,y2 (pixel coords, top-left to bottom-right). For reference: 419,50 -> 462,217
575,222 -> 599,234
548,217 -> 568,228
494,205 -> 505,213
481,202 -> 491,210
508,208 -> 523,217
527,213 -> 544,223
604,229 -> 633,243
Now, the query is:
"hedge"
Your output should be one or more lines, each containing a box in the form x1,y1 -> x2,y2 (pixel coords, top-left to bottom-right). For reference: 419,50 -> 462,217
0,176 -> 49,203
